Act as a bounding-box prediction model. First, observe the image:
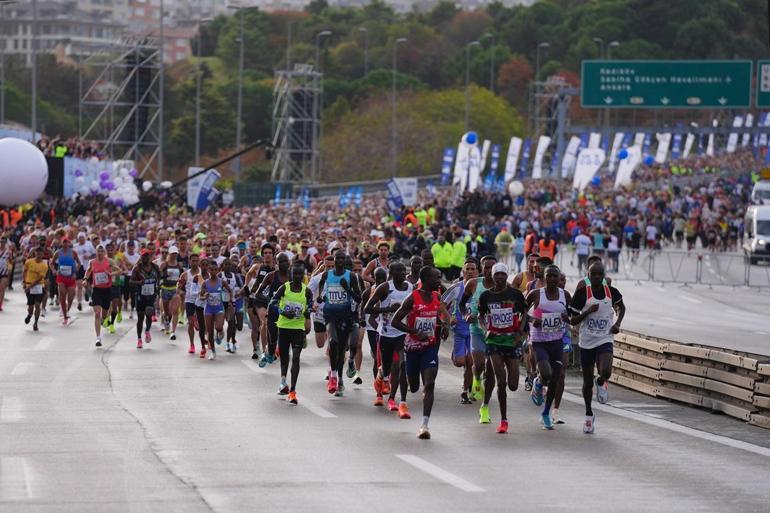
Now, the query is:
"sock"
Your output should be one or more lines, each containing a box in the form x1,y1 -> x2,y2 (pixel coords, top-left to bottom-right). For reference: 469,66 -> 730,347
400,401 -> 406,406
543,403 -> 552,415
281,377 -> 287,385
422,416 -> 429,427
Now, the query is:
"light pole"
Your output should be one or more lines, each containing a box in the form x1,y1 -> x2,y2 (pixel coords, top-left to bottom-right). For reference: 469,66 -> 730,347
314,30 -> 331,178
391,37 -> 407,178
464,40 -> 480,133
159,0 -> 165,179
0,0 -> 16,126
194,16 -> 213,167
592,37 -> 604,58
358,27 -> 369,77
535,41 -> 549,83
31,0 -> 37,140
481,32 -> 495,93
607,40 -> 619,59
227,4 -> 246,180
286,20 -> 293,70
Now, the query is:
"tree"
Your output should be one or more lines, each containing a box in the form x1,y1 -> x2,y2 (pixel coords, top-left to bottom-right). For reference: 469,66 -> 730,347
497,56 -> 532,108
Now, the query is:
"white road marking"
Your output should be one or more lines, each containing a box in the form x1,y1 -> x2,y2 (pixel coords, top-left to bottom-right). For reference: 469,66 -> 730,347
240,360 -> 336,418
10,363 -> 34,376
396,454 -> 484,493
754,331 -> 770,336
0,396 -> 24,423
677,294 -> 703,305
609,402 -> 672,409
561,394 -> 770,459
0,457 -> 33,500
33,337 -> 53,351
662,316 -> 695,325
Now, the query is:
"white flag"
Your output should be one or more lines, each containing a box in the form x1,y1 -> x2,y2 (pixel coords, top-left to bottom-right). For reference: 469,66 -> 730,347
726,116 -> 743,153
467,144 -> 482,192
706,119 -> 717,156
655,133 -> 671,164
742,114 -> 754,147
480,140 -> 491,171
572,148 -> 606,192
588,132 -> 601,149
608,132 -> 624,173
634,132 -> 646,147
531,135 -> 551,179
452,141 -> 469,192
561,136 -> 581,178
682,134 -> 695,159
615,145 -> 641,189
503,137 -> 522,182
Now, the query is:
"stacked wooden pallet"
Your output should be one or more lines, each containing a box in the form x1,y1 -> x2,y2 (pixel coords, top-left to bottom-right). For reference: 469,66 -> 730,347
610,331 -> 770,429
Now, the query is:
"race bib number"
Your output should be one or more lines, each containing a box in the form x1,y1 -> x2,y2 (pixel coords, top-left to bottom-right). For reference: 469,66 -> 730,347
141,283 -> 155,296
489,307 -> 514,329
586,316 -> 611,335
166,268 -> 180,281
541,312 -> 564,333
59,265 -> 73,277
221,290 -> 231,302
30,284 -> 43,294
284,301 -> 303,317
327,285 -> 348,305
207,294 -> 222,306
94,272 -> 109,285
415,316 -> 436,335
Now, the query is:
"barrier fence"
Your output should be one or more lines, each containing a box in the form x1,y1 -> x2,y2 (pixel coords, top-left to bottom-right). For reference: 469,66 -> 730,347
611,330 -> 770,429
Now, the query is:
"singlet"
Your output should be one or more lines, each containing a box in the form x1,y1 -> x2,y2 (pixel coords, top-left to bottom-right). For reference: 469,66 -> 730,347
404,289 -> 441,351
204,279 -> 224,309
252,265 -> 275,303
528,288 -> 567,343
378,280 -> 413,338
513,272 -> 532,294
578,283 -> 616,350
0,246 -> 11,275
124,251 -> 140,272
277,284 -> 309,330
162,264 -> 182,289
138,266 -> 160,298
468,277 -> 490,335
220,271 -> 243,303
323,269 -> 353,318
184,269 -> 201,304
57,249 -> 76,278
441,281 -> 469,335
90,258 -> 112,289
177,254 -> 190,269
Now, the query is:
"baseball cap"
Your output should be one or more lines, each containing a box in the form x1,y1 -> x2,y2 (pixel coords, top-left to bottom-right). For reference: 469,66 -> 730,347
491,262 -> 509,276
140,248 -> 152,256
168,246 -> 179,254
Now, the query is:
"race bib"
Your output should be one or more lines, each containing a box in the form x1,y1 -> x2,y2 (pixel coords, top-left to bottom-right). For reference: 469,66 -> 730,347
414,316 -> 436,335
167,268 -> 180,281
207,294 -> 221,306
141,283 -> 155,296
327,285 -> 348,305
586,315 -> 612,335
94,272 -> 109,285
30,284 -> 43,294
284,301 -> 303,317
221,290 -> 231,302
489,307 -> 514,329
541,312 -> 564,333
59,265 -> 73,277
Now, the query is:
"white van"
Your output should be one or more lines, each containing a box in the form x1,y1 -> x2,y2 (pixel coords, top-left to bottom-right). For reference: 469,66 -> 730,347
743,205 -> 770,264
751,181 -> 770,205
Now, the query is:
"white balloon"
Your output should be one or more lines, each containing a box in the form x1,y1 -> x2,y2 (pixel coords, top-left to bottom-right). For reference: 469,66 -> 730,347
160,180 -> 172,189
108,190 -> 119,200
120,168 -> 130,177
0,138 -> 48,206
75,176 -> 85,184
90,156 -> 99,163
508,180 -> 524,197
142,180 -> 153,192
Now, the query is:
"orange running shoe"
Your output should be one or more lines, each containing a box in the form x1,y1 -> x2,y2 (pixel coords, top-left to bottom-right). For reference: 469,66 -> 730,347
199,347 -> 206,359
381,379 -> 391,395
398,402 -> 411,419
497,420 -> 509,434
387,398 -> 397,411
373,394 -> 384,406
287,391 -> 298,405
373,376 -> 383,394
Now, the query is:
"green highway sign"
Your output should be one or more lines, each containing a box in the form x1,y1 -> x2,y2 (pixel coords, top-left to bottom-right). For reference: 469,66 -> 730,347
757,60 -> 770,107
581,60 -> 752,108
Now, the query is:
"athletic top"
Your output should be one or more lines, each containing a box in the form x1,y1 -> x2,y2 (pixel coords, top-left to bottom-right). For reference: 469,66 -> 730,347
90,258 -> 113,289
184,269 -> 200,304
252,265 -> 274,303
138,266 -> 161,298
478,286 -> 527,347
220,271 -> 243,303
161,264 -> 182,289
323,269 -> 353,318
57,249 -> 76,278
276,284 -> 311,330
571,283 -> 622,350
378,280 -> 413,338
204,279 -> 224,309
0,246 -> 11,275
404,289 -> 441,351
528,288 -> 567,343
441,281 -> 469,336
468,277 -> 489,336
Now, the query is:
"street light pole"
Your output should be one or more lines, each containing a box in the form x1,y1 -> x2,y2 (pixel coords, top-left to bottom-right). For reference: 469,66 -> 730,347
535,41 -> 549,83
286,21 -> 293,70
358,27 -> 368,77
464,40 -> 480,133
482,32 -> 495,93
314,30 -> 331,179
31,0 -> 37,140
234,9 -> 245,180
0,1 -> 12,126
195,15 -> 213,167
159,0 -> 165,179
605,41 -> 619,130
391,37 -> 407,178
592,37 -> 604,58
607,40 -> 619,59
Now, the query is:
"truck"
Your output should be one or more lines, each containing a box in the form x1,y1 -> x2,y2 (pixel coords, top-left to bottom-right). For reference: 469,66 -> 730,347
743,205 -> 770,265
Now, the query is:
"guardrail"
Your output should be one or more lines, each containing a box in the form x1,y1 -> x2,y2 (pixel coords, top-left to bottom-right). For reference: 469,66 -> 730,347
611,330 -> 770,429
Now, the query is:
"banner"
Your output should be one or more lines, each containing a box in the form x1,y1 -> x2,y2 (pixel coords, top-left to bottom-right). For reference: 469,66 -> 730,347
682,133 -> 695,159
393,177 -> 418,206
759,113 -> 769,147
642,133 -> 652,159
518,138 -> 531,178
467,144 -> 482,192
480,139 -> 491,172
634,132 -> 646,148
655,133 -> 671,164
671,132 -> 683,160
561,136 -> 582,178
706,119 -> 717,156
440,147 -> 455,185
489,144 -> 501,174
503,137 -> 522,182
188,166 -> 221,211
588,132 -> 601,149
531,135 -> 551,179
453,140 -> 469,191
615,145 -> 641,189
386,179 -> 403,210
608,132 -> 624,173
572,148 -> 605,192
726,115 -> 743,153
741,113 -> 754,147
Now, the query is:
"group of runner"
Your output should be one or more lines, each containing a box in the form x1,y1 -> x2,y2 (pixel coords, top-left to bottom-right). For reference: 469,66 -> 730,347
5,200 -> 626,440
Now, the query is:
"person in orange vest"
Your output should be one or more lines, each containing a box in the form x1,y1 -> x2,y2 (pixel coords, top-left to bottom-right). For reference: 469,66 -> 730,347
524,229 -> 538,257
538,232 -> 557,261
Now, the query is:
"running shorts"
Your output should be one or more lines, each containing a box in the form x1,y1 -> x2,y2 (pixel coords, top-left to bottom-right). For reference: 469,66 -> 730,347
405,345 -> 439,377
91,287 -> 112,310
453,331 -> 471,359
486,343 -> 523,359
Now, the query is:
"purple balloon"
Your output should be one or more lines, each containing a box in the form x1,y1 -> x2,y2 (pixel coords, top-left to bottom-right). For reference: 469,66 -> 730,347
99,171 -> 110,181
129,168 -> 138,178
114,198 -> 125,207
74,169 -> 84,177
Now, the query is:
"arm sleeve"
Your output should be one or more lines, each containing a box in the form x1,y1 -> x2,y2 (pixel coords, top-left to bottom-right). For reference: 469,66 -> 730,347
610,287 -> 623,305
569,287 -> 587,314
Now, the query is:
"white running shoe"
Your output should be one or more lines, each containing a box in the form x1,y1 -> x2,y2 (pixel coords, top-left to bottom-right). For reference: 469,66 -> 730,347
208,350 -> 216,360
596,379 -> 609,404
552,408 -> 565,425
583,415 -> 595,434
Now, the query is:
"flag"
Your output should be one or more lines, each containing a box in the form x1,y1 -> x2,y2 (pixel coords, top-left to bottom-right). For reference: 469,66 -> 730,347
518,138 -> 531,178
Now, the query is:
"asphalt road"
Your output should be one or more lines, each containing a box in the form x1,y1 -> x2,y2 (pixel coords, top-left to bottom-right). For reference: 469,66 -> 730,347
1,289 -> 769,512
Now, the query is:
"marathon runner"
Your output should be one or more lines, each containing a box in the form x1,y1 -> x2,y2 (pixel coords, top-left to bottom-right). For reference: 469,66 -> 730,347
178,252 -> 203,354
83,244 -> 119,347
308,254 -> 334,350
50,237 -> 81,325
122,240 -> 141,319
199,261 -> 232,360
360,266 -> 387,386
22,246 -> 48,331
159,246 -> 183,339
0,234 -> 14,310
510,252 -> 538,390
130,249 -> 161,349
362,241 -> 390,284
347,257 -> 367,384
73,233 -> 96,311
254,252 -> 290,367
220,257 -> 245,354
244,244 -> 275,360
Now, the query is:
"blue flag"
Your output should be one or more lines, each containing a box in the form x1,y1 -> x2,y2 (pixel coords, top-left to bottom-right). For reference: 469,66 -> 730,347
671,131 -> 683,161
354,186 -> 362,207
441,148 -> 455,186
274,183 -> 282,203
518,139 -> 531,178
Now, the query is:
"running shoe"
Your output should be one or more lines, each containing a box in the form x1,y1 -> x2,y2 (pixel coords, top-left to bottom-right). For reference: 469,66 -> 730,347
531,377 -> 544,406
116,310 -> 122,323
496,420 -> 509,434
145,331 -> 152,344
231,343 -> 237,354
583,415 -> 595,434
524,376 -> 533,392
373,376 -> 383,394
352,372 -> 362,385
417,426 -> 431,440
33,323 -> 38,331
95,338 -> 102,348
266,354 -> 276,364
552,409 -> 565,425
471,377 -> 483,402
258,354 -> 269,368
387,398 -> 397,411
373,394 -> 384,406
596,378 -> 609,404
200,348 -> 206,359
479,404 -> 491,424
170,333 -> 177,341
188,344 -> 195,354
24,315 -> 31,325
102,317 -> 110,328
346,360 -> 355,379
137,338 -> 143,349
251,350 -> 260,360
225,342 -> 233,354
381,379 -> 391,395
152,314 -> 157,322
335,383 -> 345,397
541,412 -> 554,430
460,392 -> 472,404
398,402 -> 411,419
77,303 -> 83,311
328,375 -> 338,395
208,350 -> 216,360
278,383 -> 289,395
108,323 -> 116,335
215,335 -> 222,345
287,391 -> 298,405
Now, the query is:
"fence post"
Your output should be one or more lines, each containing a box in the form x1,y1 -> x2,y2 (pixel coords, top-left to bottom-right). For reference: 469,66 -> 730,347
647,251 -> 655,282
696,253 -> 703,284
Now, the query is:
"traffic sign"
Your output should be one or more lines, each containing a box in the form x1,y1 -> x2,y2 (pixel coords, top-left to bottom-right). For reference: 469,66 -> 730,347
757,60 -> 770,107
581,60 -> 752,109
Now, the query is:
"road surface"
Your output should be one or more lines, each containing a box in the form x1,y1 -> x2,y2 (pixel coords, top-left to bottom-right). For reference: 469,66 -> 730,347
0,289 -> 769,513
